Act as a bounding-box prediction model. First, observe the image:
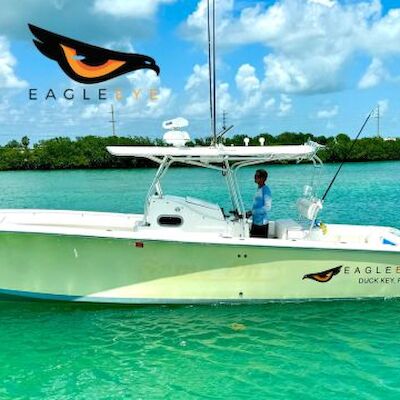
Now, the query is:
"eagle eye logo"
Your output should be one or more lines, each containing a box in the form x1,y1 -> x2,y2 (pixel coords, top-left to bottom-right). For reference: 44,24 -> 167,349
28,24 -> 160,84
303,266 -> 342,283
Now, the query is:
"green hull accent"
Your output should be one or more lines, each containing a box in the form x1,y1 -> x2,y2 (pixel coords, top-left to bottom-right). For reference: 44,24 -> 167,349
0,232 -> 399,303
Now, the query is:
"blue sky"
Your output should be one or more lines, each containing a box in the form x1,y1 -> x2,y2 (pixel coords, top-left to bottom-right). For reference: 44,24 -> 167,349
0,0 -> 400,144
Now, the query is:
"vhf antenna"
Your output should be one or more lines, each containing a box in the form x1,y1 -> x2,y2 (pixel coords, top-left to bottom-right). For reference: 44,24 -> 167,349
207,0 -> 217,145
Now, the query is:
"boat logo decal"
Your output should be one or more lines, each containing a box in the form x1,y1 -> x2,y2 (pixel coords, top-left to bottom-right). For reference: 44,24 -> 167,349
28,24 -> 160,84
303,266 -> 342,283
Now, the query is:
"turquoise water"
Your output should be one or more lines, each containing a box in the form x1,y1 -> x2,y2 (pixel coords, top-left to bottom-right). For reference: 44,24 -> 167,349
0,161 -> 399,227
0,161 -> 399,399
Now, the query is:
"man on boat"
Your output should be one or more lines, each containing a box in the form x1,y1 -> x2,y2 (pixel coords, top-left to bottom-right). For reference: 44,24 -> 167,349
249,169 -> 272,238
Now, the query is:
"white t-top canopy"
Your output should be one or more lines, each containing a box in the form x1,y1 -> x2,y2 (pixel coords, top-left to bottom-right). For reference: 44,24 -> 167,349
107,143 -> 322,163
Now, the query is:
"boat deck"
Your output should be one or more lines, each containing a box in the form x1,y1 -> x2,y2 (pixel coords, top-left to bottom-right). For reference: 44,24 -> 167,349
0,209 -> 398,252
0,209 -> 142,234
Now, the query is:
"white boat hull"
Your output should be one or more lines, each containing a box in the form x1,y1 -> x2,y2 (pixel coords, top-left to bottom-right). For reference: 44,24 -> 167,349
0,210 -> 398,303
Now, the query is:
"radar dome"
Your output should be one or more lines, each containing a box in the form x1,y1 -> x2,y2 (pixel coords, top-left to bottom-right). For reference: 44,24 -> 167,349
162,117 -> 190,147
163,130 -> 190,147
162,117 -> 189,130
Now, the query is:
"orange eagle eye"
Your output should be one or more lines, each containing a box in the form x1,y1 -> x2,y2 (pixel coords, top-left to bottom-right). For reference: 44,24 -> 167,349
312,271 -> 333,282
60,44 -> 126,79
302,265 -> 342,283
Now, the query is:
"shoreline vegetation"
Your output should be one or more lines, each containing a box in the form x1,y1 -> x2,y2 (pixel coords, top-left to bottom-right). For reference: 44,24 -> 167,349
0,133 -> 398,170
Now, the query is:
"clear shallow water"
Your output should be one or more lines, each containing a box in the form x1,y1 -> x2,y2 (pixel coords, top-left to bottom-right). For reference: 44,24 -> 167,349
0,161 -> 398,227
0,161 -> 399,399
1,300 -> 400,399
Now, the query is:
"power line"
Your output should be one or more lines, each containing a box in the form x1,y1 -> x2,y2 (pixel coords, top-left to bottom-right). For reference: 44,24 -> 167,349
109,104 -> 116,136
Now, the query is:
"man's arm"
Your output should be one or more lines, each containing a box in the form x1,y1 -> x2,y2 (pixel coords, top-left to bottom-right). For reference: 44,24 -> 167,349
264,187 -> 272,211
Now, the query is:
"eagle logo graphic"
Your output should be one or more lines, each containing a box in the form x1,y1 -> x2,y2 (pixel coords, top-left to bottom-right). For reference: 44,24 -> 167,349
29,24 -> 160,84
303,266 -> 342,283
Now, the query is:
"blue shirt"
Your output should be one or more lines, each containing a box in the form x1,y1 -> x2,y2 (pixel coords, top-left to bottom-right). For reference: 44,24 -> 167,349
252,185 -> 272,226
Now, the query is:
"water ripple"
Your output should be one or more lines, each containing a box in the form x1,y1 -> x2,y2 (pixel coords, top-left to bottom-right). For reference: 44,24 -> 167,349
1,300 -> 400,399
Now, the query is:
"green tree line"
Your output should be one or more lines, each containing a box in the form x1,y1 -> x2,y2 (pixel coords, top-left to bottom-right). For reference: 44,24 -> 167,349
0,133 -> 398,171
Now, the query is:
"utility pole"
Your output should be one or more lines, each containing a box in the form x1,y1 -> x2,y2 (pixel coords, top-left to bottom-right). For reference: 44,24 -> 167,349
222,110 -> 227,131
374,104 -> 380,138
109,104 -> 116,136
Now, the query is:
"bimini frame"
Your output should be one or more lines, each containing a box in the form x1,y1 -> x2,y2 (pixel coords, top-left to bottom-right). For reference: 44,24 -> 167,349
107,141 -> 324,236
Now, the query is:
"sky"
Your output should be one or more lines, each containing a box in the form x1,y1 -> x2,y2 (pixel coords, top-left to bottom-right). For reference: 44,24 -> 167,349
0,0 -> 400,144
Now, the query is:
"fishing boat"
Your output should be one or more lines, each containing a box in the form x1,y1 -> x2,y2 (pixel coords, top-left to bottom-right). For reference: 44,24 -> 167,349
0,128 -> 398,303
0,0 -> 398,304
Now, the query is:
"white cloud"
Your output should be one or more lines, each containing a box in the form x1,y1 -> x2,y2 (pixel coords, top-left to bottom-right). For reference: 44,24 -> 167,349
358,58 -> 387,89
183,0 -> 400,94
278,94 -> 292,117
183,100 -> 209,117
92,0 -> 176,19
0,1 -> 158,42
317,105 -> 339,119
80,70 -> 174,120
0,36 -> 27,89
308,0 -> 336,8
377,99 -> 388,116
363,8 -> 400,56
185,64 -> 209,91
57,98 -> 74,109
183,0 -> 234,44
235,64 -> 260,94
81,103 -> 106,119
264,97 -> 276,111
262,53 -> 343,93
126,70 -> 173,117
183,62 -> 289,120
102,38 -> 135,53
235,64 -> 262,114
182,63 -> 210,117
217,82 -> 234,116
183,62 -> 271,119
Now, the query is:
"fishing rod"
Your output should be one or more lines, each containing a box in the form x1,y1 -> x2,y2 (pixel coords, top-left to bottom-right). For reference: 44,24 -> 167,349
321,108 -> 374,202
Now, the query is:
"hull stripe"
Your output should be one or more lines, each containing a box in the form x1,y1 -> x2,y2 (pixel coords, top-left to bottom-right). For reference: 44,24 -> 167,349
0,288 -> 394,305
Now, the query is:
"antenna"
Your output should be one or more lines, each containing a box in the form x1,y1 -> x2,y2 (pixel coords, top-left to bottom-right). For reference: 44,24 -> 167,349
207,0 -> 213,142
109,104 -> 116,136
207,0 -> 217,145
217,110 -> 234,140
212,0 -> 216,144
216,124 -> 233,141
